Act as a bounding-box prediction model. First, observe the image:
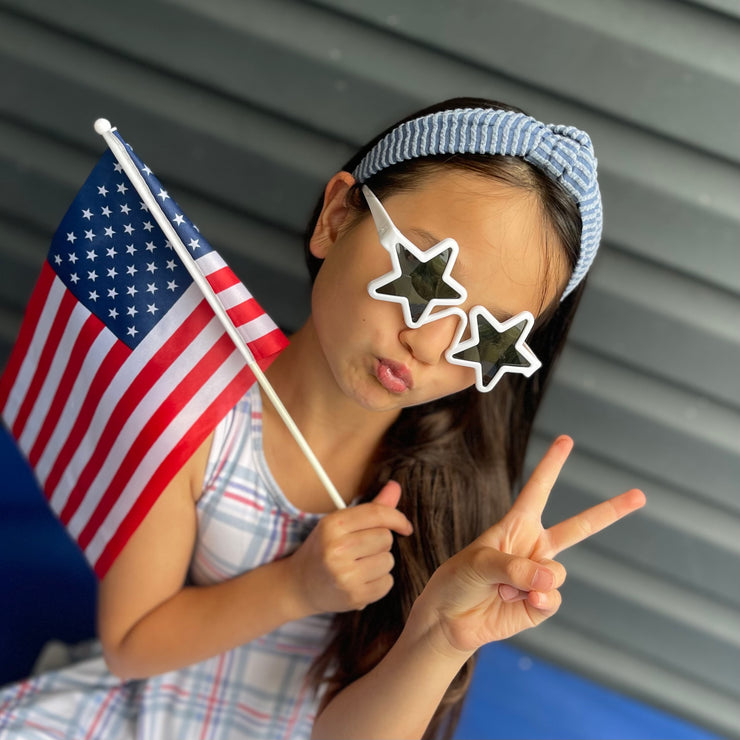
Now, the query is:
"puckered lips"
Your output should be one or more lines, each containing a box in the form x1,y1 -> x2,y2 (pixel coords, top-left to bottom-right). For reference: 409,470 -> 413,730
375,358 -> 414,393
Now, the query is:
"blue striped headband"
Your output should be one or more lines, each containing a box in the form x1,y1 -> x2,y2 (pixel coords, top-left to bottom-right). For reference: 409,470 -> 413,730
352,107 -> 602,300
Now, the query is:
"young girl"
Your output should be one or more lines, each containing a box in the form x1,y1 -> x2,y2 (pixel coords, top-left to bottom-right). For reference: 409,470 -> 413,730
0,97 -> 645,739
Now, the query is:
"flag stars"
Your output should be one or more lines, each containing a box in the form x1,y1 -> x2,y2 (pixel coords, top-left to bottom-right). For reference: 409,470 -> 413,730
68,253 -> 78,264
126,265 -> 137,276
108,307 -> 119,319
97,185 -> 108,197
53,254 -> 63,265
142,165 -> 153,175
126,285 -> 137,297
188,238 -> 201,250
113,162 -> 123,173
146,282 -> 158,294
146,303 -> 158,315
107,287 -> 118,299
87,270 -> 98,281
167,279 -> 178,291
117,183 -> 128,194
101,206 -> 112,218
69,273 -> 79,284
173,214 -> 185,226
127,306 -> 138,317
123,223 -> 135,235
166,259 -> 177,271
89,290 -> 99,302
139,201 -> 149,211
120,203 -> 131,215
67,232 -> 77,243
107,267 -> 118,279
85,230 -> 95,241
145,242 -> 156,252
157,189 -> 169,201
86,249 -> 98,261
81,208 -> 93,220
143,220 -> 154,232
146,262 -> 157,274
104,226 -> 116,238
126,244 -> 137,256
106,246 -> 117,259
127,326 -> 138,338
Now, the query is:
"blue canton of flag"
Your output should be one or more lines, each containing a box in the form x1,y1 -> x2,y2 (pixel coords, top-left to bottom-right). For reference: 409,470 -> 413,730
51,142 -> 212,349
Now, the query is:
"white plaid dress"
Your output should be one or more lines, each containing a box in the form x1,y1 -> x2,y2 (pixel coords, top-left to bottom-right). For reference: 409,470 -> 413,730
0,382 -> 333,739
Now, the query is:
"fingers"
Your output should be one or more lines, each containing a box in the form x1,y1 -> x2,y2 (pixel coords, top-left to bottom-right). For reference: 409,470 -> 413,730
328,498 -> 413,539
337,527 -> 394,559
513,436 -> 573,519
471,547 -> 566,594
543,488 -> 646,558
497,556 -> 565,609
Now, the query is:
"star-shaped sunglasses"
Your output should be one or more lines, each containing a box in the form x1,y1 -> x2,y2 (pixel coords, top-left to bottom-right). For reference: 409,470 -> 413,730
362,185 -> 542,392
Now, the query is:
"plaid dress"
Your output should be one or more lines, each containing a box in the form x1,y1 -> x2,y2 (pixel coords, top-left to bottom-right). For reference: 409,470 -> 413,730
0,383 -> 333,739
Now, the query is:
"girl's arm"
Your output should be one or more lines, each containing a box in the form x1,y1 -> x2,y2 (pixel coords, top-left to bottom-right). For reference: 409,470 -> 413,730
312,437 -> 646,739
98,438 -> 412,680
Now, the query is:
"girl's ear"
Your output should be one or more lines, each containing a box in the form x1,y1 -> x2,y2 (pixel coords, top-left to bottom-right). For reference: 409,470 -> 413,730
309,171 -> 356,259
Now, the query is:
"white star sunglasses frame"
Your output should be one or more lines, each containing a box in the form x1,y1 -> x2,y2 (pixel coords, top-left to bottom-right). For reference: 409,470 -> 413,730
362,185 -> 542,393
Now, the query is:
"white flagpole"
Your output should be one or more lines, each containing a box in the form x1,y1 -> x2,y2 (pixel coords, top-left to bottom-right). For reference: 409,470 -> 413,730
94,118 -> 346,510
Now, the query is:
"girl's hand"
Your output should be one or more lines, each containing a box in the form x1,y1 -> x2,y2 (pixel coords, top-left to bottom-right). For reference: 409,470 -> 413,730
421,436 -> 646,656
288,482 -> 413,615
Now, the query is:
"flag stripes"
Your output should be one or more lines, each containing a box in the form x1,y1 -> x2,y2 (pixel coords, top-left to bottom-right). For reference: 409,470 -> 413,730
1,253 -> 286,576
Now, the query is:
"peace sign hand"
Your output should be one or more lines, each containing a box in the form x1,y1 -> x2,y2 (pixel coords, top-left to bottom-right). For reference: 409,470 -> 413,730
419,436 -> 646,657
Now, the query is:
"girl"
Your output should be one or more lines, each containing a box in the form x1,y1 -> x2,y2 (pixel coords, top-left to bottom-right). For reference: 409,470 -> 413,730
0,98 -> 645,739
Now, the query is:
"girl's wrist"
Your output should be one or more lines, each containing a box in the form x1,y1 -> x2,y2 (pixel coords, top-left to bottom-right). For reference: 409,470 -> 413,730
406,589 -> 476,667
271,555 -> 318,623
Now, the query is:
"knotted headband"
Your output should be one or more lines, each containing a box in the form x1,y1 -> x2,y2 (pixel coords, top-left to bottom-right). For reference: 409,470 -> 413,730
351,107 -> 602,300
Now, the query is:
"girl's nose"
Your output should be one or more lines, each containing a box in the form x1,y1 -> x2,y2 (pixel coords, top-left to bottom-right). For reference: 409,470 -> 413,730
398,313 -> 462,365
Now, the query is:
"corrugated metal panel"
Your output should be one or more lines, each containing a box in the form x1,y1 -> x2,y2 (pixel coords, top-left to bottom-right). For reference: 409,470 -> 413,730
0,0 -> 738,736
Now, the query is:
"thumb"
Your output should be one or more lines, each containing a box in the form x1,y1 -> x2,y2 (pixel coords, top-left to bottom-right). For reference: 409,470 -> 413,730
373,480 -> 402,509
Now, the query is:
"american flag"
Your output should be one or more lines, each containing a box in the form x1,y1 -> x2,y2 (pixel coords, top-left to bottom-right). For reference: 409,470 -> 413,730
0,131 -> 288,578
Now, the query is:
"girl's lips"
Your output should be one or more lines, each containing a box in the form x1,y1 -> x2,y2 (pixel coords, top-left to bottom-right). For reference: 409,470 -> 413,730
375,358 -> 414,393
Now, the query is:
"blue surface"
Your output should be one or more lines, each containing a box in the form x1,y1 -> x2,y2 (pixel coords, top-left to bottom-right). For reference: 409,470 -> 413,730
0,424 -> 97,685
0,425 -> 723,738
454,643 -> 723,739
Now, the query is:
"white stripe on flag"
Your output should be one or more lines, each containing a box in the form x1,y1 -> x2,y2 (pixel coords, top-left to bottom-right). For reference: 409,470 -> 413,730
195,250 -> 226,274
85,346 -> 246,563
238,312 -> 281,343
35,328 -> 118,485
2,277 -> 67,427
48,282 -> 207,515
216,282 -> 254,311
18,301 -> 94,453
65,313 -> 230,538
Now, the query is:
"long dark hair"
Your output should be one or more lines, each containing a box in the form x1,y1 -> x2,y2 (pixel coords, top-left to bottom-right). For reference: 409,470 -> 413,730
305,98 -> 587,738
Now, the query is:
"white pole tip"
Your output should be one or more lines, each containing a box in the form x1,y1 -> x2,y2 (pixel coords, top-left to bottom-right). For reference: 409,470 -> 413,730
94,118 -> 112,135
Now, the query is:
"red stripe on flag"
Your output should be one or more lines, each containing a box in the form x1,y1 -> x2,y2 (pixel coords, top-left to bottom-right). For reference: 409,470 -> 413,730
12,288 -> 79,440
0,262 -> 57,411
226,297 -> 266,328
78,332 -> 236,552
247,327 -> 290,363
57,302 -> 214,527
94,365 -> 261,578
206,265 -> 240,293
28,313 -> 106,468
44,340 -> 130,499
